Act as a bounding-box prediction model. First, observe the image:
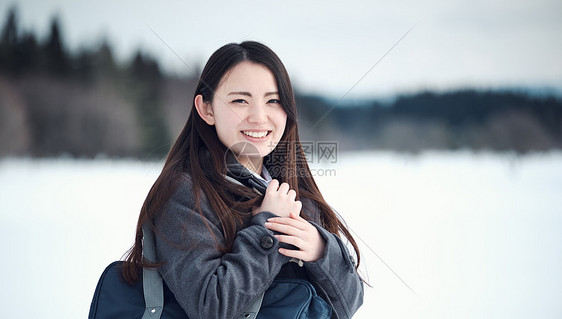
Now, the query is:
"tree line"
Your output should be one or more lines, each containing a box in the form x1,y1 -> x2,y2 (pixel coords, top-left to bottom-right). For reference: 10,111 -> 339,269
1,6 -> 560,159
0,6 -> 189,159
298,90 -> 561,153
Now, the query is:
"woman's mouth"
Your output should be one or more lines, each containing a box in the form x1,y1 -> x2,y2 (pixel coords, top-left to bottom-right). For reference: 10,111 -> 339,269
241,130 -> 271,139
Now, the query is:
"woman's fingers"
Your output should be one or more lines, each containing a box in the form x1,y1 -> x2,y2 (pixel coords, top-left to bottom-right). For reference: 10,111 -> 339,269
266,215 -> 308,231
257,180 -> 301,218
275,229 -> 325,262
287,189 -> 296,201
266,179 -> 279,193
294,201 -> 302,215
273,234 -> 304,247
289,210 -> 303,221
278,182 -> 290,194
265,213 -> 326,262
265,221 -> 302,235
277,247 -> 307,260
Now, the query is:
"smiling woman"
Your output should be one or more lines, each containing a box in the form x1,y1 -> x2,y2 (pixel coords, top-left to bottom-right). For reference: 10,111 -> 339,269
121,41 -> 364,319
194,61 -> 287,173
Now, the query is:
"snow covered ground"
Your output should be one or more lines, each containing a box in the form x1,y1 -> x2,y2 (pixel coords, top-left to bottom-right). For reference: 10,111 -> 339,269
1,151 -> 561,318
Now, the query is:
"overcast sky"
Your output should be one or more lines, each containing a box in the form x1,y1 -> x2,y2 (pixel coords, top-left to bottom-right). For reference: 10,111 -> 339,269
2,0 -> 562,99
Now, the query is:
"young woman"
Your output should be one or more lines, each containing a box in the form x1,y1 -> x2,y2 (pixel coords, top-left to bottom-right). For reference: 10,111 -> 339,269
123,41 -> 364,318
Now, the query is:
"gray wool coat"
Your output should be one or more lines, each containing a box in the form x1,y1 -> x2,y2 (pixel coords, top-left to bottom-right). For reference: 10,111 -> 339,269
153,172 -> 364,319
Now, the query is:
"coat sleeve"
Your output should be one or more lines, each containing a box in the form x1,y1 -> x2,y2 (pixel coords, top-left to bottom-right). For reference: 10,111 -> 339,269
153,174 -> 291,319
301,198 -> 364,319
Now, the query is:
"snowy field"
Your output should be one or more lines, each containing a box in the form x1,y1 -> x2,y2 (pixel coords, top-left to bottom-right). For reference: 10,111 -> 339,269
1,151 -> 561,318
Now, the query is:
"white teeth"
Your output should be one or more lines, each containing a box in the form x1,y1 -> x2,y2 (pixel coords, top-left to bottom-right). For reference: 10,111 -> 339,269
242,131 -> 268,138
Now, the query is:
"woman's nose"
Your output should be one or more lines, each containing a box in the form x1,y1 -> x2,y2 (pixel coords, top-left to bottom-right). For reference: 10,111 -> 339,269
247,103 -> 267,124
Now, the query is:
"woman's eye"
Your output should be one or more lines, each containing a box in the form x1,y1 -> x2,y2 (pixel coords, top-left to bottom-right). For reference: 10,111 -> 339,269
232,99 -> 247,104
268,99 -> 281,104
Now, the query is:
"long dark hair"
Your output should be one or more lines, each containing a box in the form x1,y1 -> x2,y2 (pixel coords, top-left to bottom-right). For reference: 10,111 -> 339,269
122,41 -> 361,283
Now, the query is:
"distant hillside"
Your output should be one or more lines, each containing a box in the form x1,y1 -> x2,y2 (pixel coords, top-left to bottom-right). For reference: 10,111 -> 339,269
297,90 -> 562,153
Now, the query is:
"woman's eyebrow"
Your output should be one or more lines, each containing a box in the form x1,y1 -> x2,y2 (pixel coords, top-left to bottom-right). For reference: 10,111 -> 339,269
228,91 -> 252,96
227,91 -> 279,97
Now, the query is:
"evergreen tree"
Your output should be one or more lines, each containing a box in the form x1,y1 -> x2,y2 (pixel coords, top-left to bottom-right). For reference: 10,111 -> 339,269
92,40 -> 119,79
128,50 -> 170,158
44,16 -> 69,76
0,6 -> 19,74
75,40 -> 118,82
17,31 -> 39,74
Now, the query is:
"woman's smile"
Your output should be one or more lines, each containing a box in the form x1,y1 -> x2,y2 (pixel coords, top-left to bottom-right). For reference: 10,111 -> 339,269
241,130 -> 272,139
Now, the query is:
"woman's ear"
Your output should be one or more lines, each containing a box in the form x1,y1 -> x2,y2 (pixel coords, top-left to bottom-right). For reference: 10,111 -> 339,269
194,94 -> 215,125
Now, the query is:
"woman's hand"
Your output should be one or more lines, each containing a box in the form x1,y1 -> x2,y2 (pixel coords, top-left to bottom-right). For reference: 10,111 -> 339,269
265,212 -> 326,262
254,179 -> 302,218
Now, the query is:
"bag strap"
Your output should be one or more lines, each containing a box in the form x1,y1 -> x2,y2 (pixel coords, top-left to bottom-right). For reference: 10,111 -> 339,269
141,223 -> 164,319
140,223 -> 265,319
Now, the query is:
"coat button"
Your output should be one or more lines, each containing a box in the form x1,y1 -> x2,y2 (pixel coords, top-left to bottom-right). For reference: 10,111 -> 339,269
260,235 -> 274,249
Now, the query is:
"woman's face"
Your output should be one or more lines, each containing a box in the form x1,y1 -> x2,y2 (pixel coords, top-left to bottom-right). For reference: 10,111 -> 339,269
198,61 -> 287,168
